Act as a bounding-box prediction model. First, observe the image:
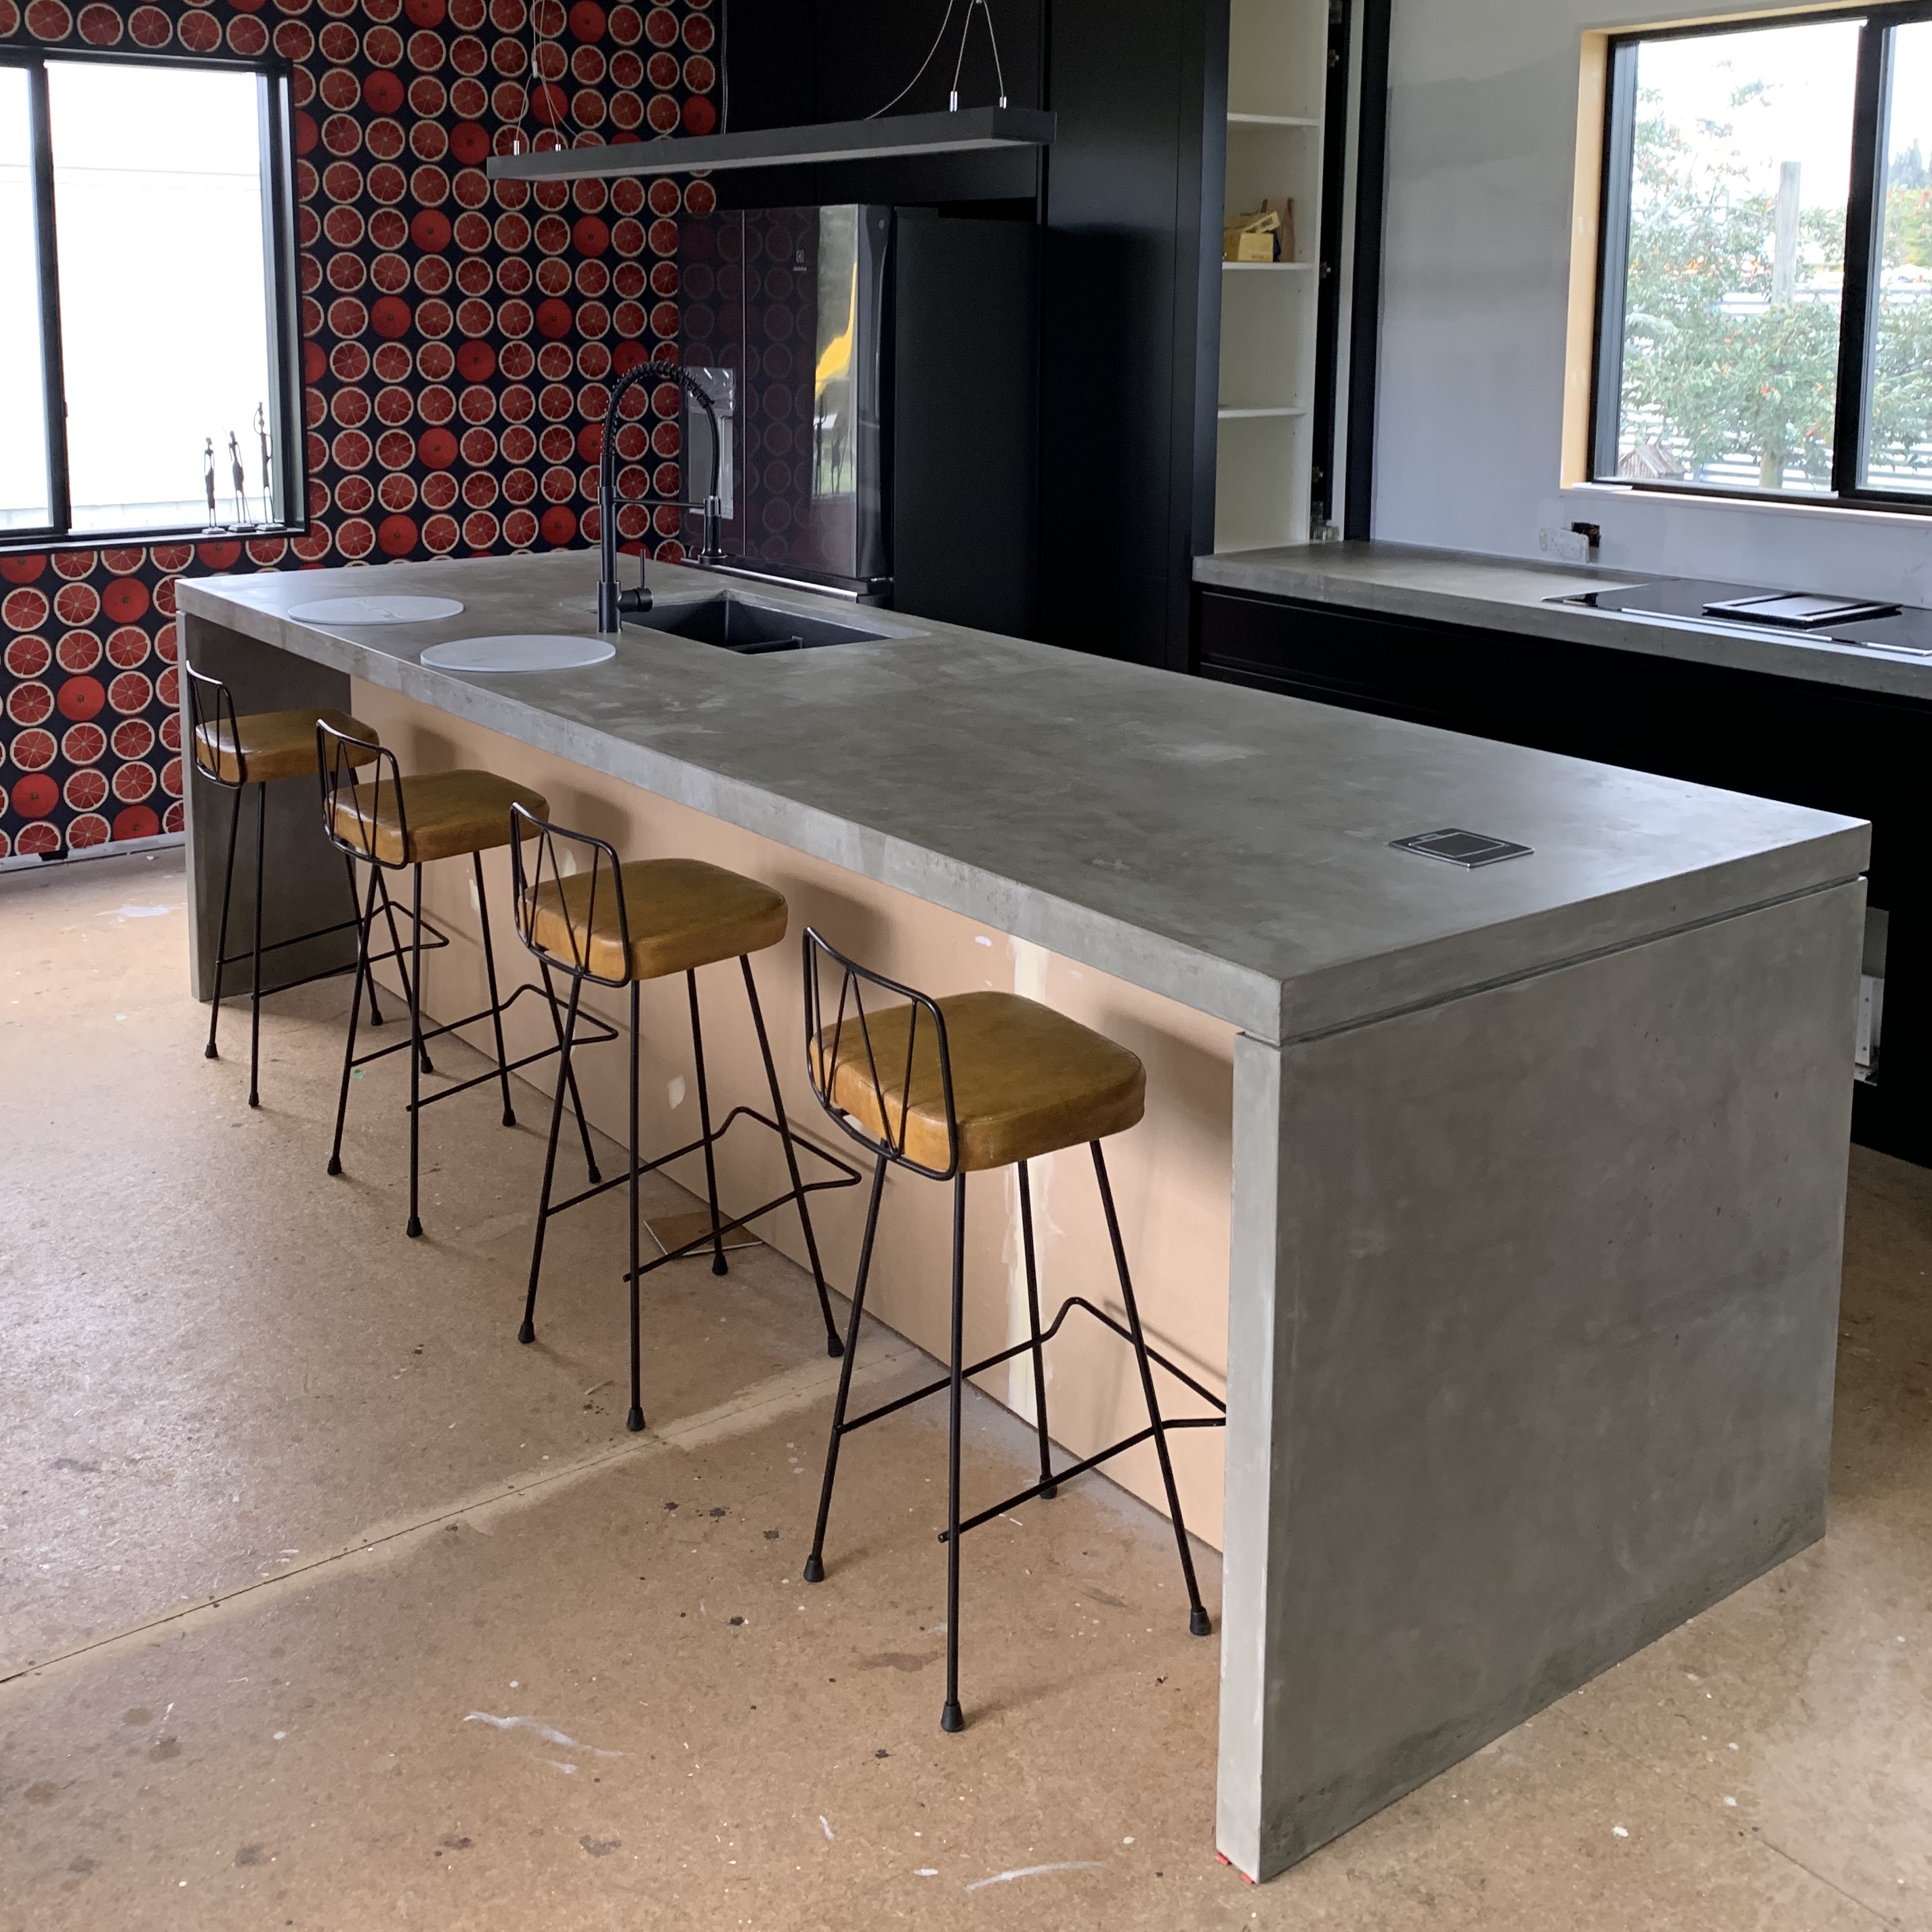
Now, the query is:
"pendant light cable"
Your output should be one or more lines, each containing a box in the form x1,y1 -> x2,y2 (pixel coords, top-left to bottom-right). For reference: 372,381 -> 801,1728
949,0 -> 1007,111
866,0 -> 957,119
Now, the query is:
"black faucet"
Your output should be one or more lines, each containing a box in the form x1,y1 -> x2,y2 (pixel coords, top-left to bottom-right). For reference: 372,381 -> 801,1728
595,359 -> 726,632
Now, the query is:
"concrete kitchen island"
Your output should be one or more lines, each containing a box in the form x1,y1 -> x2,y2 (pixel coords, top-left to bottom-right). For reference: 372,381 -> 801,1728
180,551 -> 1867,1881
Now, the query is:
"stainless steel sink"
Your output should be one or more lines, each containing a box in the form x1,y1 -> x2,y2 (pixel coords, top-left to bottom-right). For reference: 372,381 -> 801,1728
636,593 -> 890,655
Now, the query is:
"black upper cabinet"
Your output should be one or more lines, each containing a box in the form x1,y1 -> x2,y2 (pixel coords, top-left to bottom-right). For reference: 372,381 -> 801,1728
719,0 -> 1229,671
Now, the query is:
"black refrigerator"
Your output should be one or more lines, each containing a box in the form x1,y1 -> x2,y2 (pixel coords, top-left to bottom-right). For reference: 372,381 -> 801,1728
673,204 -> 1038,635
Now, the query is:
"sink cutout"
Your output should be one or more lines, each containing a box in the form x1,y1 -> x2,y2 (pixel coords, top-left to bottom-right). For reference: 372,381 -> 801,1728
289,594 -> 465,623
638,593 -> 889,654
420,634 -> 616,672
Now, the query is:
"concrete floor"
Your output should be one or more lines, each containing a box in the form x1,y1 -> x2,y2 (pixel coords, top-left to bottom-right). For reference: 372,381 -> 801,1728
1,847 -> 1928,1931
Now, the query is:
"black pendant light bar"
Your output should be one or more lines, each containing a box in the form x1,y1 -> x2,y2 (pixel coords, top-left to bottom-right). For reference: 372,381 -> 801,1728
484,105 -> 1055,184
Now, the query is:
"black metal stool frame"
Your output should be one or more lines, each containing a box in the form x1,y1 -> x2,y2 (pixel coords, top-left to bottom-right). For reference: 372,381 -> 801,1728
317,722 -> 614,1238
797,926 -> 1225,1735
188,665 -> 432,1108
507,803 -> 859,1434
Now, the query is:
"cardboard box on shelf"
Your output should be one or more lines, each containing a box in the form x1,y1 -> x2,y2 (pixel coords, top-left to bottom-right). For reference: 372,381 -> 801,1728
1222,200 -> 1295,264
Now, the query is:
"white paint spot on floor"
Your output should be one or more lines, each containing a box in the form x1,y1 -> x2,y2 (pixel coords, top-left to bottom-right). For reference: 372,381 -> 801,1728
1612,1826 -> 1630,1839
965,1861 -> 1103,1892
915,1869 -> 938,1878
820,1816 -> 835,1841
465,1712 -> 627,1758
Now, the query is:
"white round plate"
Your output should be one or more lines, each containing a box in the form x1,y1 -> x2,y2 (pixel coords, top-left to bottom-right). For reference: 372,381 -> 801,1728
287,594 -> 467,624
419,634 -> 616,673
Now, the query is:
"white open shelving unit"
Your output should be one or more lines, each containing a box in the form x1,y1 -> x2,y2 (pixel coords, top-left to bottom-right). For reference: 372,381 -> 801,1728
1214,0 -> 1328,554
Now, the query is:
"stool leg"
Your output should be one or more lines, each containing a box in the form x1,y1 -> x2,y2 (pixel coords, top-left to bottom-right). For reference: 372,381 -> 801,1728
343,854 -> 385,1029
327,860 -> 381,1178
203,784 -> 243,1061
1091,1142 -> 1211,1638
941,1172 -> 967,1734
740,955 -> 841,1358
375,872 -> 432,1074
1017,1161 -> 1056,1498
540,961 -> 601,1185
520,973 -> 585,1346
472,852 -> 516,1129
627,980 -> 646,1432
804,1150 -> 888,1584
247,782 -> 266,1108
406,863 -> 426,1240
686,969 -> 728,1278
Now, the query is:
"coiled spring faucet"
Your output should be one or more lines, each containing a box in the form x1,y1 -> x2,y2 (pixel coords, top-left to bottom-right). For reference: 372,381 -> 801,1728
596,360 -> 725,632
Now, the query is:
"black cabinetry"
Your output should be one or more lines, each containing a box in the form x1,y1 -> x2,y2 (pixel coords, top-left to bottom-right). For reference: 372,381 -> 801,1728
1200,588 -> 1924,1162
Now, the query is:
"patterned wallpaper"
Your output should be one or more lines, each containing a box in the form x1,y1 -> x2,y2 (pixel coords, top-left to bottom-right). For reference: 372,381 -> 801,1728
0,0 -> 712,859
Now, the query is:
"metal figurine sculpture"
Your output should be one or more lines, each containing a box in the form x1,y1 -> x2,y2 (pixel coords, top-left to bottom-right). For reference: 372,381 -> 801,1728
203,437 -> 217,526
254,402 -> 272,524
594,359 -> 726,632
228,430 -> 247,526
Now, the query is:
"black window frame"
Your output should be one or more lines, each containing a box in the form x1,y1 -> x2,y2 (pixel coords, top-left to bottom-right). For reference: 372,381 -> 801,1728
1591,1 -> 1932,516
0,43 -> 308,553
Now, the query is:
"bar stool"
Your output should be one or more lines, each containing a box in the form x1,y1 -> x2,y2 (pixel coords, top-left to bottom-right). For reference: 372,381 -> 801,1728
318,722 -> 611,1238
798,929 -> 1227,1734
507,805 -> 855,1433
187,666 -> 424,1108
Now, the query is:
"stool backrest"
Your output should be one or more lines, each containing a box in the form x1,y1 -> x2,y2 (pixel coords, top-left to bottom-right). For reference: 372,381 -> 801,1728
507,802 -> 633,988
316,719 -> 404,864
802,927 -> 959,1181
184,665 -> 242,790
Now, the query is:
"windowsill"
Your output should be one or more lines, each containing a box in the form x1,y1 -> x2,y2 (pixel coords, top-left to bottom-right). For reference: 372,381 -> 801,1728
0,522 -> 310,560
1563,480 -> 1932,532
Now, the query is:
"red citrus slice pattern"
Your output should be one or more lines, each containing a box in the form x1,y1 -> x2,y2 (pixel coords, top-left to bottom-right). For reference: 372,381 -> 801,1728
7,683 -> 54,727
0,14 -> 716,845
64,768 -> 109,812
107,672 -> 153,716
57,630 -> 102,673
5,635 -> 51,678
113,761 -> 156,804
9,728 -> 57,772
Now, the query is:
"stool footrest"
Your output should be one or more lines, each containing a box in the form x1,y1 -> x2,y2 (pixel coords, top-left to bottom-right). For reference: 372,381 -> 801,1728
841,1293 -> 1228,1441
350,980 -> 618,1086
217,913 -> 452,990
572,1106 -> 860,1276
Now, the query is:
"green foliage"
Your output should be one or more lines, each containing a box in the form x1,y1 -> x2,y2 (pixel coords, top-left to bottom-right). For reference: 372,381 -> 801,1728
1619,87 -> 1841,489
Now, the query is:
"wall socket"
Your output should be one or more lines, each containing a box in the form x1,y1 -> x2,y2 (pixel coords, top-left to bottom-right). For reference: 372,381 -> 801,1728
1537,522 -> 1601,565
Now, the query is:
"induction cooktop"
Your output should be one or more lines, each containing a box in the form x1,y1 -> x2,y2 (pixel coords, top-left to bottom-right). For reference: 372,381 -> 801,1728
1548,579 -> 1932,657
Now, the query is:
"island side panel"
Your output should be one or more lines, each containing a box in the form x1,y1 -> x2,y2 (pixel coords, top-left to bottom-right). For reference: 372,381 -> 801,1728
178,612 -> 363,1002
1217,879 -> 1862,1881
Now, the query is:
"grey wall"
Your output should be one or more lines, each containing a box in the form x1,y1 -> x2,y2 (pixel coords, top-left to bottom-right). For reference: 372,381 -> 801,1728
1374,0 -> 1932,606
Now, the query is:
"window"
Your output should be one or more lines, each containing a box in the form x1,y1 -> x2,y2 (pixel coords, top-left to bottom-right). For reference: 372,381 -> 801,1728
0,49 -> 303,547
1593,5 -> 1932,509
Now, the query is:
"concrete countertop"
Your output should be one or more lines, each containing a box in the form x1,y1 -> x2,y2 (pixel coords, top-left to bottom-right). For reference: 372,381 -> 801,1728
180,551 -> 1868,1045
1196,541 -> 1932,702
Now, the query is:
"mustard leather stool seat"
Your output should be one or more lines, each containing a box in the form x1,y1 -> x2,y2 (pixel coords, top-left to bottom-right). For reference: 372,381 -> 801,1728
186,666 -> 411,1111
329,769 -> 548,867
320,723 -> 604,1241
799,931 -> 1224,1738
817,989 -> 1146,1175
195,705 -> 377,786
526,857 -> 789,984
509,807 -> 851,1435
